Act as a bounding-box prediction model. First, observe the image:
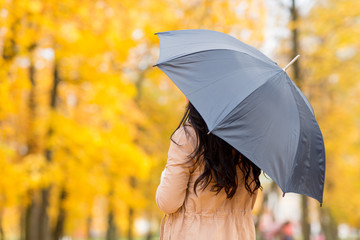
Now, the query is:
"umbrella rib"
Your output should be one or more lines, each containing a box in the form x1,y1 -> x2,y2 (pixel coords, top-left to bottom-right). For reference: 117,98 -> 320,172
154,49 -> 276,68
207,70 -> 283,134
283,74 -> 304,195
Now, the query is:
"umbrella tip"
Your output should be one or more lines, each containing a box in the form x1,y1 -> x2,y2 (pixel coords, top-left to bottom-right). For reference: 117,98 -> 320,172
207,131 -> 211,135
282,192 -> 286,197
282,54 -> 300,71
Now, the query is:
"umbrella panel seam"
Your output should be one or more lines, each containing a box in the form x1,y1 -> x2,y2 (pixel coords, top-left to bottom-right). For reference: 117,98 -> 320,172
283,74 -> 302,194
155,49 -> 278,70
211,70 -> 283,133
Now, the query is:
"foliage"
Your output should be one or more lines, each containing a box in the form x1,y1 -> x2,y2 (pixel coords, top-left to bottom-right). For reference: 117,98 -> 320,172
0,0 -> 266,238
300,0 -> 360,227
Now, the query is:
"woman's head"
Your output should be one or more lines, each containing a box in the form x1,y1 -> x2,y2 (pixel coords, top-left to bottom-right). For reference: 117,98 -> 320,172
171,101 -> 261,199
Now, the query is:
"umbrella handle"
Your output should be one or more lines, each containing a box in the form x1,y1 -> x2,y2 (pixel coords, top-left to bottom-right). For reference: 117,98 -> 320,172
282,55 -> 300,71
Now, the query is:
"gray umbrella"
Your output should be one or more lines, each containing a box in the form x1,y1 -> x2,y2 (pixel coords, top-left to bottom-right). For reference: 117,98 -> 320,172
153,29 -> 325,204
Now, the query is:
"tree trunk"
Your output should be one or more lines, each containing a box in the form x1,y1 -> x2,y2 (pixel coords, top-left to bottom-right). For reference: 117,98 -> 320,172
290,0 -> 301,88
0,208 -> 4,240
106,209 -> 117,240
128,177 -> 137,240
39,60 -> 60,240
319,207 -> 338,240
301,195 -> 310,240
289,1 -> 310,239
39,188 -> 51,240
25,202 -> 32,240
128,207 -> 134,240
25,47 -> 41,240
53,188 -> 67,240
26,46 -> 37,154
25,192 -> 41,240
86,216 -> 93,240
106,188 -> 117,240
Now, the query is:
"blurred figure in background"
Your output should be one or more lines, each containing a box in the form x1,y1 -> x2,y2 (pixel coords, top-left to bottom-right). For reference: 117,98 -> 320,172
258,207 -> 278,240
279,221 -> 294,240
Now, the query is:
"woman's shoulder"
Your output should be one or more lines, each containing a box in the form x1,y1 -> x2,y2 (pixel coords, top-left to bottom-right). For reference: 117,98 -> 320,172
171,123 -> 198,153
173,123 -> 197,142
170,124 -> 198,171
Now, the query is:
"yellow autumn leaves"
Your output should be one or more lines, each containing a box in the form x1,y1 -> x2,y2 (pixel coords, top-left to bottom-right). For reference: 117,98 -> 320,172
1,0 -> 359,238
0,0 -> 267,238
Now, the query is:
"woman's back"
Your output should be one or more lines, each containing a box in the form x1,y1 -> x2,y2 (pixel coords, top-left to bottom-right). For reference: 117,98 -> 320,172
156,124 -> 258,240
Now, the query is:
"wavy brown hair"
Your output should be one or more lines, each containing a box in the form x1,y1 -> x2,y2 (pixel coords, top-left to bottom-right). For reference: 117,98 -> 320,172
171,102 -> 262,199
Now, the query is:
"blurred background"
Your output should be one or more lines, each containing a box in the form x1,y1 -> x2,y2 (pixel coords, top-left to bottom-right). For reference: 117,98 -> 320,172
0,0 -> 359,239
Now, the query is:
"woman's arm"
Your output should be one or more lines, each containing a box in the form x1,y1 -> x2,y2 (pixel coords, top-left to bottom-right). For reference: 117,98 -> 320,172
156,126 -> 195,214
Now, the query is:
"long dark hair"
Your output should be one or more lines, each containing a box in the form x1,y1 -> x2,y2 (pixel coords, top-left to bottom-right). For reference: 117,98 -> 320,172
171,102 -> 262,199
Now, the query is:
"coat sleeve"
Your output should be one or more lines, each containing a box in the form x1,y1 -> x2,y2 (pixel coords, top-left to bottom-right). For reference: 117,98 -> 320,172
156,126 -> 195,214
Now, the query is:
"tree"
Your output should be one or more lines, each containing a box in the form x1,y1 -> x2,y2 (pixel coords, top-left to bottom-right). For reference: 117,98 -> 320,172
300,0 -> 360,237
0,0 -> 268,238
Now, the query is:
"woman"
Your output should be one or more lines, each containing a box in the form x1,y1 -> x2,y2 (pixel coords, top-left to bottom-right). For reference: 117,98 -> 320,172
156,102 -> 262,240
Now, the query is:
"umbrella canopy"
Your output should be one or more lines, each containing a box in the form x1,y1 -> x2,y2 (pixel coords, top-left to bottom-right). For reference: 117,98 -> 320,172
153,29 -> 325,204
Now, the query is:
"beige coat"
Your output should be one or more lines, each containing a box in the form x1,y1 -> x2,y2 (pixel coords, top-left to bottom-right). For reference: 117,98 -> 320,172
156,124 -> 258,240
